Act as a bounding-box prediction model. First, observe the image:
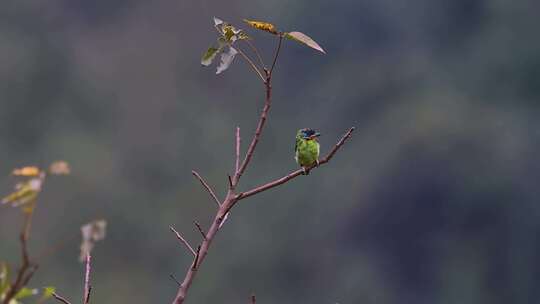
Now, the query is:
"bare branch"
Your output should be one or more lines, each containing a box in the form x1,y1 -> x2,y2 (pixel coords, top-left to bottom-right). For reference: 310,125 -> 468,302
237,127 -> 355,200
191,171 -> 220,207
83,254 -> 92,304
171,26 -> 353,304
234,75 -> 272,186
193,221 -> 207,240
170,226 -> 196,256
2,210 -> 38,304
251,294 -> 256,304
235,127 -> 241,176
52,293 -> 73,304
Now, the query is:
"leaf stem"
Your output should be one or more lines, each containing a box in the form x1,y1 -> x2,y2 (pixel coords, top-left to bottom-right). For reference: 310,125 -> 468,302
236,46 -> 266,83
269,34 -> 283,76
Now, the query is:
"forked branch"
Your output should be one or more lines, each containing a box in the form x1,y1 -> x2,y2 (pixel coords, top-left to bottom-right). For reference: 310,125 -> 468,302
171,28 -> 351,304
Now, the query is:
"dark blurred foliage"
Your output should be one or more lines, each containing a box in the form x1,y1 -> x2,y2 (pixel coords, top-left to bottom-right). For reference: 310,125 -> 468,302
1,0 -> 540,303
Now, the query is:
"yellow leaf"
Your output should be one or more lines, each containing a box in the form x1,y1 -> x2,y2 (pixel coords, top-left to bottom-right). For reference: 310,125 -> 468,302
12,166 -> 40,177
243,19 -> 279,35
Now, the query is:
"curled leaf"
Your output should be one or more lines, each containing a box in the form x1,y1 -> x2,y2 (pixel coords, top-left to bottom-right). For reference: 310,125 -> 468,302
49,161 -> 70,175
201,47 -> 220,66
285,31 -> 326,54
216,46 -> 238,74
243,19 -> 279,35
80,220 -> 107,261
12,166 -> 40,177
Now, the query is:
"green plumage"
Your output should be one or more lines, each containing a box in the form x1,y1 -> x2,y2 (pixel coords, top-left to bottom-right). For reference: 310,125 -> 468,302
295,129 -> 320,171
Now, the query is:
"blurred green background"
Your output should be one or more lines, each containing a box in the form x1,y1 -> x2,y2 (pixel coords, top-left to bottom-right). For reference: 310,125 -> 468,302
1,0 -> 540,303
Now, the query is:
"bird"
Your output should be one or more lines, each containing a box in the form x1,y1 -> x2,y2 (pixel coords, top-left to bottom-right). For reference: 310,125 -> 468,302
295,128 -> 321,175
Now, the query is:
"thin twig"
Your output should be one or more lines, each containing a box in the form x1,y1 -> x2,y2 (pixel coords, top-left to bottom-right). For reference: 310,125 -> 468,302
170,226 -> 196,256
52,293 -> 73,304
3,210 -> 37,304
170,274 -> 182,286
237,127 -> 355,201
83,254 -> 92,304
269,34 -> 283,76
233,76 -> 272,186
191,171 -> 221,206
236,46 -> 266,83
243,39 -> 266,70
251,294 -> 256,304
193,221 -> 207,240
235,127 -> 241,176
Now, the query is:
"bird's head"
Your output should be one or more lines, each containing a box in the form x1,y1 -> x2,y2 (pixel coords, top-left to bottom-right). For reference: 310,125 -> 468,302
297,128 -> 321,140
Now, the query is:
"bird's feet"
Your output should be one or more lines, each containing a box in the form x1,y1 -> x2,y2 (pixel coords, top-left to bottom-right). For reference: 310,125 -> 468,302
301,167 -> 310,175
315,159 -> 320,167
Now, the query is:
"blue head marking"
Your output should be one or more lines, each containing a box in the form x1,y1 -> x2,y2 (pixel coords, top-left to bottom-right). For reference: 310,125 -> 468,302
301,128 -> 320,139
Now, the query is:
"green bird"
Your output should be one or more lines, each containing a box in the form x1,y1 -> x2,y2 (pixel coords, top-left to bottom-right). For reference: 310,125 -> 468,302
295,128 -> 321,175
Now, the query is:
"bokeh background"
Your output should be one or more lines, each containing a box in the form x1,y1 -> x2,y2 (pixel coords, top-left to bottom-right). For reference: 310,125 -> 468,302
1,0 -> 540,303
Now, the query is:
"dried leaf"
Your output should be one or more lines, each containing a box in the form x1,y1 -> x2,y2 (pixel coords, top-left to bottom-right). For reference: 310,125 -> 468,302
80,220 -> 107,261
243,19 -> 279,35
12,166 -> 40,177
285,31 -> 326,54
216,46 -> 238,74
201,47 -> 221,66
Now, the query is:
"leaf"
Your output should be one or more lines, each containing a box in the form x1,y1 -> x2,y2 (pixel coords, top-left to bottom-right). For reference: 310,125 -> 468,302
14,287 -> 38,300
213,17 -> 223,26
285,31 -> 326,54
12,167 -> 40,177
201,47 -> 220,66
216,46 -> 238,74
38,286 -> 56,302
80,220 -> 107,261
49,161 -> 70,175
243,19 -> 279,35
2,178 -> 42,207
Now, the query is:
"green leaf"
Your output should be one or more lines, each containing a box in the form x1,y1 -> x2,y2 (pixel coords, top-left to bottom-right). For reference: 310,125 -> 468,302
14,287 -> 37,300
38,286 -> 56,301
201,47 -> 221,66
216,46 -> 238,74
285,31 -> 326,54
